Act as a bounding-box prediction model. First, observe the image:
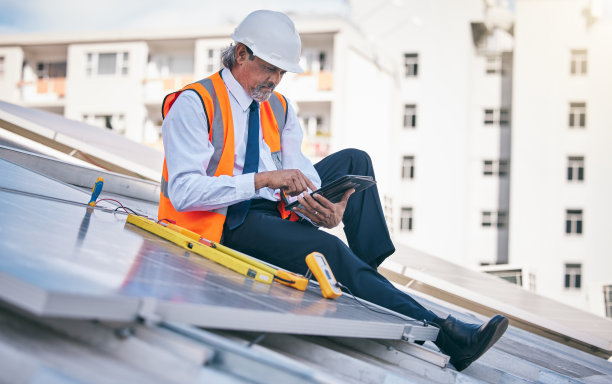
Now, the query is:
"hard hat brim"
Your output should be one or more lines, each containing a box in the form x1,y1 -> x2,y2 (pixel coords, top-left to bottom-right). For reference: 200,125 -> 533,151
232,38 -> 305,74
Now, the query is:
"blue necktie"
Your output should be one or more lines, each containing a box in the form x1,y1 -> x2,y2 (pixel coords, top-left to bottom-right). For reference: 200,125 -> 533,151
225,101 -> 260,230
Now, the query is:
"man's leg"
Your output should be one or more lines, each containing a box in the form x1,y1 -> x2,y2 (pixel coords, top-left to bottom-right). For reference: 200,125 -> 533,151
223,201 -> 509,371
222,200 -> 437,322
314,148 -> 394,267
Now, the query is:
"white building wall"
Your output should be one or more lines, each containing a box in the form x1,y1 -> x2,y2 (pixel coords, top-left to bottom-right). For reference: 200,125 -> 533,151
349,0 -> 511,267
0,47 -> 23,102
65,42 -> 149,142
511,0 -> 612,315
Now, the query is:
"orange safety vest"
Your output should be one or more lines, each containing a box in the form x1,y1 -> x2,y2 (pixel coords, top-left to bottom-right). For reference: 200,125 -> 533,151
158,71 -> 298,242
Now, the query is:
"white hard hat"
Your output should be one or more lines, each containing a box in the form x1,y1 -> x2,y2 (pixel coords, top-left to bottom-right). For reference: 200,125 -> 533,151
231,10 -> 304,73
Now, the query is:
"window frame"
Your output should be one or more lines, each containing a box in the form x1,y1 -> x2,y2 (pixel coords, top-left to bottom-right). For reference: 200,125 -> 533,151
567,156 -> 585,182
564,263 -> 582,289
481,210 -> 508,228
565,209 -> 583,235
570,49 -> 587,75
86,51 -> 130,77
569,102 -> 586,129
403,53 -> 418,78
401,156 -> 415,179
403,104 -> 417,128
400,207 -> 413,232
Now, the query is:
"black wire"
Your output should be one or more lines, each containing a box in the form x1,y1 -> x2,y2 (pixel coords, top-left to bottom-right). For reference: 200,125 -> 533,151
115,206 -> 139,215
336,282 -> 427,324
247,333 -> 266,347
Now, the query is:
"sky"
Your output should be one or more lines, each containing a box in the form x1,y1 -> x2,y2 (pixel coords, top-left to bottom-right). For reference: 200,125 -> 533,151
0,0 -> 349,35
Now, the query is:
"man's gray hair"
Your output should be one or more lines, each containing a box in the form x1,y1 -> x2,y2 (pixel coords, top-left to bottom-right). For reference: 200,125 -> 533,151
221,43 -> 254,70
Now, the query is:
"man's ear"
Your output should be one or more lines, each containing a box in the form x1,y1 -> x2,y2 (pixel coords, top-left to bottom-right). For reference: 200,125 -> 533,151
235,43 -> 248,64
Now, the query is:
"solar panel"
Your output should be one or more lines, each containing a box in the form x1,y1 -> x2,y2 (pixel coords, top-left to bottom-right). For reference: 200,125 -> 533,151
0,100 -> 163,180
0,159 -> 437,341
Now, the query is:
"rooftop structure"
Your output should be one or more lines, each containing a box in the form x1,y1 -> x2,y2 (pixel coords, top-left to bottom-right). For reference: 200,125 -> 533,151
1,101 -> 611,383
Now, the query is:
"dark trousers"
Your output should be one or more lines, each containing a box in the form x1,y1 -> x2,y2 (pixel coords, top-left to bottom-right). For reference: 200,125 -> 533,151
222,148 -> 437,322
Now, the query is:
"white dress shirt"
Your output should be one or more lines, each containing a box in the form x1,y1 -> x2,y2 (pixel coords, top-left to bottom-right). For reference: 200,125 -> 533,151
162,68 -> 321,212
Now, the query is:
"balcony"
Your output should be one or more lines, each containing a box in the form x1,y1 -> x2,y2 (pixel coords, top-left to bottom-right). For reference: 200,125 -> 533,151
19,78 -> 66,104
143,75 -> 195,104
287,71 -> 334,101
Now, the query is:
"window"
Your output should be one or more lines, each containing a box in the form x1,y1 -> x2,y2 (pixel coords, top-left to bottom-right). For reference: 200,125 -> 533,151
482,211 -> 507,228
604,285 -> 612,317
564,263 -> 582,289
403,104 -> 417,128
499,109 -> 509,125
318,52 -> 327,71
486,55 -> 502,75
485,269 -> 523,286
570,49 -> 587,75
483,160 -> 509,177
569,102 -> 586,128
36,61 -> 67,78
483,160 -> 494,176
484,109 -> 495,125
0,56 -> 4,77
302,49 -> 329,73
404,53 -> 418,77
567,156 -> 585,181
206,48 -> 223,73
400,207 -> 413,231
83,114 -> 126,134
565,209 -> 583,234
86,52 -> 129,76
402,156 -> 415,179
484,108 -> 510,126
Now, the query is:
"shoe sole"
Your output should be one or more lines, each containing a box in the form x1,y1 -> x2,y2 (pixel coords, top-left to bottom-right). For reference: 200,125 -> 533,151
453,315 -> 509,371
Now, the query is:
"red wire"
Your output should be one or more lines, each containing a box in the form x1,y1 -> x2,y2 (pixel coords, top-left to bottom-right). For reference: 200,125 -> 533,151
95,198 -> 131,213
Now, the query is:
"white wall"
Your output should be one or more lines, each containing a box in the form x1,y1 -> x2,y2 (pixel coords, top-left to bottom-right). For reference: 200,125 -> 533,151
0,47 -> 23,102
511,0 -> 612,315
65,42 -> 149,142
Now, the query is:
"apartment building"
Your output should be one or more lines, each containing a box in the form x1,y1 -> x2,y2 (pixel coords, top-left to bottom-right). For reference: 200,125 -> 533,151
0,22 -> 344,160
510,0 -> 612,317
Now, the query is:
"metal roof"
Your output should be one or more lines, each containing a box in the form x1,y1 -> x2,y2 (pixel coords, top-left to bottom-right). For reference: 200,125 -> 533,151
380,246 -> 612,357
0,100 -> 163,181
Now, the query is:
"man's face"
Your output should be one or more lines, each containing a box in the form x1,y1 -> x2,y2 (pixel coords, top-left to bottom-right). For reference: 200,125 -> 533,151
235,45 -> 287,102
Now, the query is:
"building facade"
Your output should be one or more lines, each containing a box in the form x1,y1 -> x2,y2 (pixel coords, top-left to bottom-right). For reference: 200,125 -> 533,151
510,0 -> 612,317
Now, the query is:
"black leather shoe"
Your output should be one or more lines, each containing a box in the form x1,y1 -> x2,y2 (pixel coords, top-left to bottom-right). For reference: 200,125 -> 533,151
433,314 -> 509,371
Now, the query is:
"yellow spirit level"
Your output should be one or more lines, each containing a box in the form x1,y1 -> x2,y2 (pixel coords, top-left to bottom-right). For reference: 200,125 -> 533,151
127,215 -> 309,291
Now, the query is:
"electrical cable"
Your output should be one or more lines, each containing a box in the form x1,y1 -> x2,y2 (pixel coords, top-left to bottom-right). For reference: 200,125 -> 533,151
336,281 -> 431,326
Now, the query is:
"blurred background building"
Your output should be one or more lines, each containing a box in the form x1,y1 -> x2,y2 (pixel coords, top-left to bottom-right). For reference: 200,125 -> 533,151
0,0 -> 611,319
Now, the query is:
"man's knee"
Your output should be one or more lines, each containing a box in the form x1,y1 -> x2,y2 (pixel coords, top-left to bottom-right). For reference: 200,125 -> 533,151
335,148 -> 373,172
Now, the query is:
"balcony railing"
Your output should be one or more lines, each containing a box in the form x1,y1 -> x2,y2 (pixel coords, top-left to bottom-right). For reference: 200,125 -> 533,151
19,78 -> 66,102
143,75 -> 195,102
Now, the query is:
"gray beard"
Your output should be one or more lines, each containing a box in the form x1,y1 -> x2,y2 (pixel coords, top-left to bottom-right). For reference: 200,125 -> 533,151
251,83 -> 275,102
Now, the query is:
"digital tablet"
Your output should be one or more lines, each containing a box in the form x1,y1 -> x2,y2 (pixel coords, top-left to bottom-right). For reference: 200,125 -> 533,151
285,175 -> 376,211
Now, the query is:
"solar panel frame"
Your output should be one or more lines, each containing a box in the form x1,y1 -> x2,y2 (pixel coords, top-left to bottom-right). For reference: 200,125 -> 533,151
0,160 -> 437,341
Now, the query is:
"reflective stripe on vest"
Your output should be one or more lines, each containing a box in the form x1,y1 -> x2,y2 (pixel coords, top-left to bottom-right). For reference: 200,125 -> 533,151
158,71 -> 288,242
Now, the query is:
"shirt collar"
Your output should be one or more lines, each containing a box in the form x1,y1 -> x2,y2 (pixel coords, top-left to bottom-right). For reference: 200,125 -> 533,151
221,67 -> 255,112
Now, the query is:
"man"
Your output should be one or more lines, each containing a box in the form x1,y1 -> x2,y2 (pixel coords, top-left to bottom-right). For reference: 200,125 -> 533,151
160,9 -> 508,371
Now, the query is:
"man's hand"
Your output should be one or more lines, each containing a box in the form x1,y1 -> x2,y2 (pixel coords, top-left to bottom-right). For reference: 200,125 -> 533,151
254,169 -> 317,196
294,188 -> 355,229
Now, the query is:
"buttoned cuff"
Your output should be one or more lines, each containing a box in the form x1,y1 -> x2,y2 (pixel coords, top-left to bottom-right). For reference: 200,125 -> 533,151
235,172 -> 257,199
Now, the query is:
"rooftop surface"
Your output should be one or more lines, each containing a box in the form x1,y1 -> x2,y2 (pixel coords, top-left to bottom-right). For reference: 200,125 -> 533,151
1,102 -> 611,383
